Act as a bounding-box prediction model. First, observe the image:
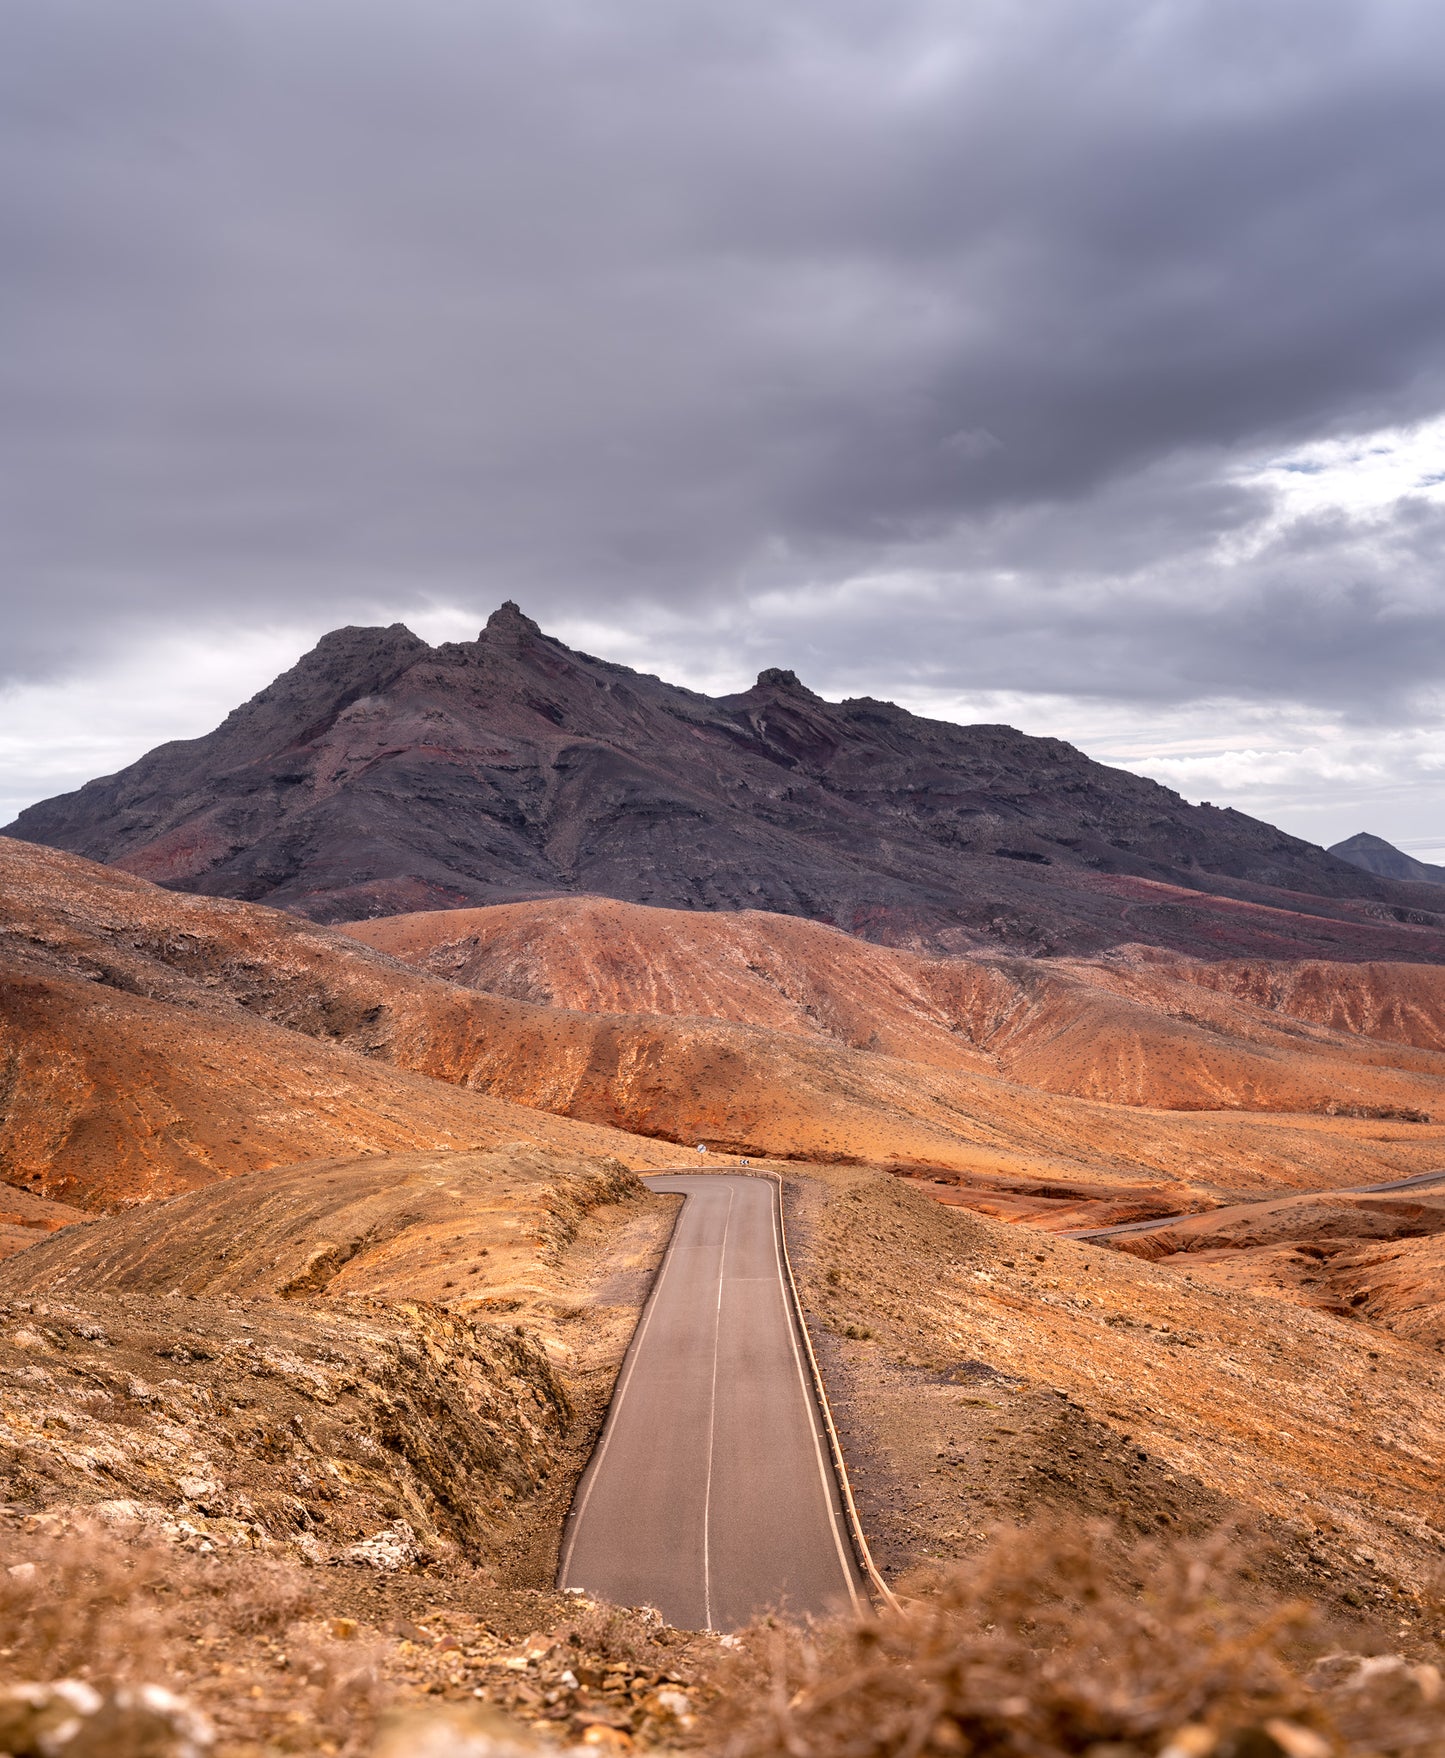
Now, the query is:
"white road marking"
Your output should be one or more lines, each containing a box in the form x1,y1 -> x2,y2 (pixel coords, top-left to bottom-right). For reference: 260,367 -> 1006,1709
561,1172 -> 863,1621
768,1180 -> 863,1612
557,1191 -> 686,1589
700,1183 -> 734,1631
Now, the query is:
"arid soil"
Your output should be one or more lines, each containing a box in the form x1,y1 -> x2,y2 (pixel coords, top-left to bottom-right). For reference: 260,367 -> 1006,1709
0,1148 -> 680,1581
781,1164 -> 1445,1627
0,1182 -> 84,1261
0,839 -> 697,1207
3,833 -> 1445,1752
347,894 -> 1445,1223
348,895 -> 1445,1118
0,1156 -> 1442,1756
0,1149 -> 717,1754
10,603 -> 1445,960
1090,1184 -> 1445,1349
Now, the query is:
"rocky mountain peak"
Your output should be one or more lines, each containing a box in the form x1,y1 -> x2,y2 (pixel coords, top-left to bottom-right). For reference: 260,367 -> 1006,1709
1329,831 -> 1445,886
198,621 -> 434,759
753,666 -> 815,694
5,608 -> 1441,959
482,600 -> 545,649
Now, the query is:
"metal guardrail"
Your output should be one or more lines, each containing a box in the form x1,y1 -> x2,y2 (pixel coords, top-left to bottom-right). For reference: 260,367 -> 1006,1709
764,1169 -> 899,1611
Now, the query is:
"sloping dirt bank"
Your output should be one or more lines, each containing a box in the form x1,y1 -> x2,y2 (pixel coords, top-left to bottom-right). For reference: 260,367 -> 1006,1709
0,1146 -> 679,1588
778,1162 -> 1445,1631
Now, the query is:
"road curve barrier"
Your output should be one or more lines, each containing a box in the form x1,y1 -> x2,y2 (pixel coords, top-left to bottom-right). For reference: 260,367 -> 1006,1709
761,1169 -> 899,1610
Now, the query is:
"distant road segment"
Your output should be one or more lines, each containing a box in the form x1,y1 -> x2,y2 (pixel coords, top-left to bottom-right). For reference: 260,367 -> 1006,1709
1067,1166 -> 1445,1241
558,1173 -> 864,1630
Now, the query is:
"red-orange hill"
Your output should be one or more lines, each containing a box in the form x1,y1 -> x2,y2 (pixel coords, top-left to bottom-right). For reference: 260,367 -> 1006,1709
346,893 -> 1445,1114
6,837 -> 1445,1219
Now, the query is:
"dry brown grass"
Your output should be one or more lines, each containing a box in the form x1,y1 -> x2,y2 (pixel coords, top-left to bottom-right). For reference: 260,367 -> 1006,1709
722,1521 -> 1445,1758
0,1520 -> 319,1667
0,1521 -> 391,1753
0,1524 -> 174,1685
3,1517 -> 1443,1755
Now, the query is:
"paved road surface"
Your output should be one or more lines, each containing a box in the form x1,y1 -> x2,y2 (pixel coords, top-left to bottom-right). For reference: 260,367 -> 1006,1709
1067,1166 -> 1445,1241
558,1173 -> 864,1630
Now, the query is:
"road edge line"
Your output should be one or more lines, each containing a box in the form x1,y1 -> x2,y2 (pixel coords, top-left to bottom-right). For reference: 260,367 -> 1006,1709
555,1184 -> 688,1590
766,1170 -> 899,1611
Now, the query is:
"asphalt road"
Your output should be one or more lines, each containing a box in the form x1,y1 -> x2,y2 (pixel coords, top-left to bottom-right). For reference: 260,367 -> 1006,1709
1067,1166 -> 1445,1241
558,1173 -> 864,1630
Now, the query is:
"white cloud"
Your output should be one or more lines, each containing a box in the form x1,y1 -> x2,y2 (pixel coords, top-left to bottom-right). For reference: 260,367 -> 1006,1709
0,627 -> 312,823
1248,415 -> 1445,526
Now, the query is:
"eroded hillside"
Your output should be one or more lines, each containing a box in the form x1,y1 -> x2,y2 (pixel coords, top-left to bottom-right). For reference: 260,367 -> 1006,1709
348,896 -> 1445,1116
0,1147 -> 678,1572
0,1146 -> 728,1753
7,839 -> 1445,1220
785,1165 -> 1445,1621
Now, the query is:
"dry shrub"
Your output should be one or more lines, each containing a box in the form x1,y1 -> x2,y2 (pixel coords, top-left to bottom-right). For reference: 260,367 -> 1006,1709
0,1519 -> 318,1683
724,1520 -> 1444,1758
0,1521 -> 172,1684
0,1521 -> 386,1753
285,1624 -> 392,1727
559,1597 -> 681,1671
195,1548 -> 318,1636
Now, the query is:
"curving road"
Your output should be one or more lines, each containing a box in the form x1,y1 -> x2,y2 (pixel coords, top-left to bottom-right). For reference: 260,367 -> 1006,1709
558,1173 -> 864,1630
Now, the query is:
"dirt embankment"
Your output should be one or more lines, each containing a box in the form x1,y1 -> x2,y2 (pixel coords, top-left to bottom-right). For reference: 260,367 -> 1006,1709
1,1151 -> 1442,1755
1090,1184 -> 1445,1350
0,1184 -> 84,1262
0,1147 -> 679,1588
0,1145 -> 733,1754
777,1162 -> 1445,1628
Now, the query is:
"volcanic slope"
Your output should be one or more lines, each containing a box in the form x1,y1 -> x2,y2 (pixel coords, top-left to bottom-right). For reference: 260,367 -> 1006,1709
9,603 -> 1445,961
1330,831 -> 1445,886
349,895 -> 1445,1122
785,1164 -> 1445,1619
0,1144 -> 683,1595
7,838 -> 1445,1219
0,839 -> 690,1208
1091,1182 -> 1445,1351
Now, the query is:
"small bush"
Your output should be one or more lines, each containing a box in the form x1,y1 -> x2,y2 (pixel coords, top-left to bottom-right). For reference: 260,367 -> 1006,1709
0,1522 -> 175,1684
723,1520 -> 1444,1758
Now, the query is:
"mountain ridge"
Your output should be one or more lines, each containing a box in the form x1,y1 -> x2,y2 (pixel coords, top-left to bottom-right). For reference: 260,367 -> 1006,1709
8,602 -> 1445,960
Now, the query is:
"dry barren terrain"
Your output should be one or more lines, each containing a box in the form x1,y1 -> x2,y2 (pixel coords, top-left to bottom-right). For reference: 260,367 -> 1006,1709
3,842 -> 1445,1754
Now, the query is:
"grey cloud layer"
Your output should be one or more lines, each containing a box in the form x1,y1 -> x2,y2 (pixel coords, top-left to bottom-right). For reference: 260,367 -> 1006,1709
3,0 -> 1445,712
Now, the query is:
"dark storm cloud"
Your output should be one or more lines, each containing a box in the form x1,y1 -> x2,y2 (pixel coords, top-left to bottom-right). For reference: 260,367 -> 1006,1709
3,0 -> 1445,711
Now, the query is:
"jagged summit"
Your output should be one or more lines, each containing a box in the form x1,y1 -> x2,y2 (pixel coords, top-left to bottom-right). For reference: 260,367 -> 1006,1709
6,605 -> 1444,959
481,599 -> 544,647
753,666 -> 814,693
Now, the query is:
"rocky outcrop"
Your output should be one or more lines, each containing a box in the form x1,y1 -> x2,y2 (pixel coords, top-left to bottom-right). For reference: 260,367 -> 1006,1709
8,605 -> 1445,960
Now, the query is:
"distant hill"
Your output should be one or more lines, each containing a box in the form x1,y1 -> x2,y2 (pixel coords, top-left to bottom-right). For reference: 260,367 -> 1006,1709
1329,831 -> 1445,887
6,602 -> 1445,960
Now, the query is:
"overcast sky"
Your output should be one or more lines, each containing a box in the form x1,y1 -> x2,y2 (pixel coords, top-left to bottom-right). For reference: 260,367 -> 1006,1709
4,0 -> 1445,853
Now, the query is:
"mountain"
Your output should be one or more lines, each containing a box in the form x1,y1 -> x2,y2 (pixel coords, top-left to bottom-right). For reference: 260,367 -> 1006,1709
7,602 -> 1445,960
1329,830 -> 1445,886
